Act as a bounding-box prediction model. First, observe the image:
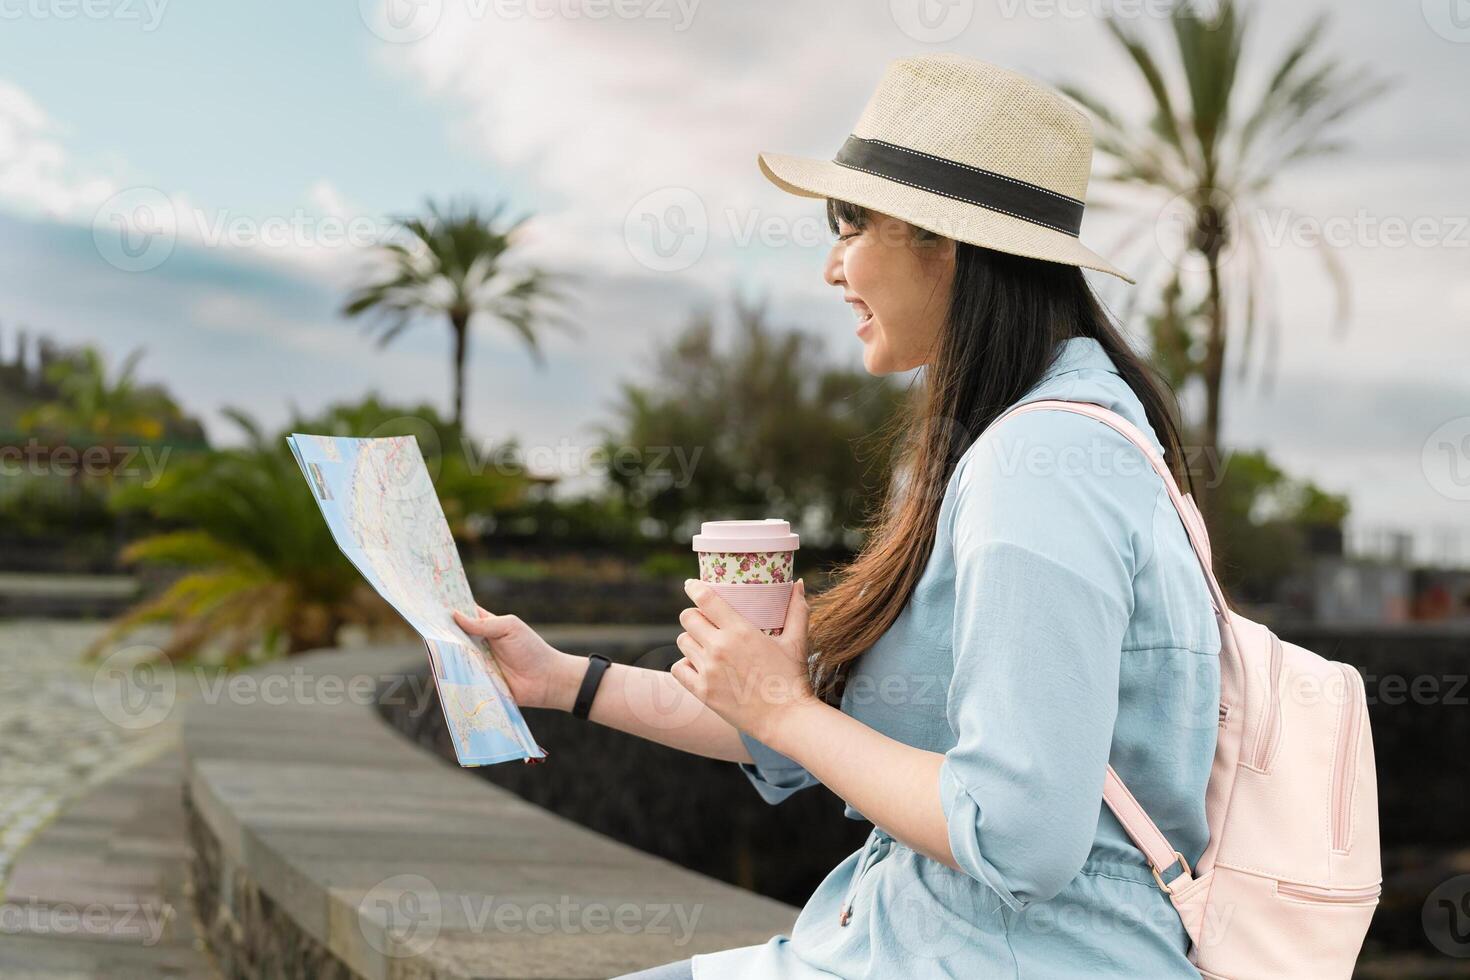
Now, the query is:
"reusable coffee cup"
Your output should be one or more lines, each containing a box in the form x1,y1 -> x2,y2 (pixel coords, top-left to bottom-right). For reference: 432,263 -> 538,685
691,519 -> 800,636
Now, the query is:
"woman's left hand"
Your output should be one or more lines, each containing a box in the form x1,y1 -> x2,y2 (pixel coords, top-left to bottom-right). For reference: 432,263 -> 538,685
672,578 -> 815,744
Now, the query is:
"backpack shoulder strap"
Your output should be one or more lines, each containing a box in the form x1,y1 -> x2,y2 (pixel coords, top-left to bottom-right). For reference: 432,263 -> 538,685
995,397 -> 1235,888
997,398 -> 1228,615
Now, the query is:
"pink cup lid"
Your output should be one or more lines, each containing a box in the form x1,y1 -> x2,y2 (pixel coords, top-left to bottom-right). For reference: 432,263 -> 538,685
691,518 -> 799,553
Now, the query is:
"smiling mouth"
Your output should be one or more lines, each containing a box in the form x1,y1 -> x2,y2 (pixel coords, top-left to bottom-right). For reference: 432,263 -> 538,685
848,300 -> 874,330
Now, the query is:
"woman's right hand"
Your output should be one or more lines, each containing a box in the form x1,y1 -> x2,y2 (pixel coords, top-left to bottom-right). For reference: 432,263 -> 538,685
451,606 -> 585,711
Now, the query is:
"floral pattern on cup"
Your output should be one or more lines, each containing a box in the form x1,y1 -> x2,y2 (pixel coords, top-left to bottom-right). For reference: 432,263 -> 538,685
698,550 -> 793,584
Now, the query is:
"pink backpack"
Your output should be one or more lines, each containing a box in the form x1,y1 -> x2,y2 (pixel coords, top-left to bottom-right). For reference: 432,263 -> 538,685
1004,400 -> 1382,979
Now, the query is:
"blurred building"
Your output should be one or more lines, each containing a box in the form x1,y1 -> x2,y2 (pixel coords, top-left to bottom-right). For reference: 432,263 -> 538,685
1277,524 -> 1470,626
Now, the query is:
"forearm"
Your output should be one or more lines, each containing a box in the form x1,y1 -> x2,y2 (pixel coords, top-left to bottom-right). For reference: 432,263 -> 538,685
764,699 -> 960,871
548,654 -> 755,763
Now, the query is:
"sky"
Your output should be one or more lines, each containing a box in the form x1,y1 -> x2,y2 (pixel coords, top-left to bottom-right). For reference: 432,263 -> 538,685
0,0 -> 1466,563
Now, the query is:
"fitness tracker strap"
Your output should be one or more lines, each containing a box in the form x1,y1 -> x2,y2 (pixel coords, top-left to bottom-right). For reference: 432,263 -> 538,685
572,654 -> 611,720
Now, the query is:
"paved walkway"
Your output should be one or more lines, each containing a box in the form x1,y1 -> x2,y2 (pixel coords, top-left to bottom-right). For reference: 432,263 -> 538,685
0,620 -> 185,888
0,750 -> 217,978
0,619 -> 217,978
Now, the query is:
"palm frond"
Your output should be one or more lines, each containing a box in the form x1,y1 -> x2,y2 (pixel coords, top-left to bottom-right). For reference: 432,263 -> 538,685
1236,13 -> 1330,156
120,529 -> 257,570
1060,0 -> 1386,439
1104,18 -> 1186,158
1171,0 -> 1244,173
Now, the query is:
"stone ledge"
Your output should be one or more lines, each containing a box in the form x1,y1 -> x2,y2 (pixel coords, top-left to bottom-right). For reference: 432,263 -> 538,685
181,641 -> 798,980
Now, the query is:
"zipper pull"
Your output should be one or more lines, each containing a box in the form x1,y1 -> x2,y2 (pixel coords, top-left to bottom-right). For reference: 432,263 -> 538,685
839,904 -> 853,927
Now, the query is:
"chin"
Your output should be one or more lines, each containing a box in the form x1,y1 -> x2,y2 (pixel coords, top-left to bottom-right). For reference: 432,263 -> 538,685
861,346 -> 895,376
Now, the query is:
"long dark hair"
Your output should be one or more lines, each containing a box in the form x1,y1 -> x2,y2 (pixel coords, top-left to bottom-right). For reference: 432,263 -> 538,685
807,199 -> 1210,703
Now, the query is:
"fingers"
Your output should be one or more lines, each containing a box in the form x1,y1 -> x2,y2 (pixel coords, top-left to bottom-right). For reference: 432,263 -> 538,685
682,579 -> 747,632
453,608 -> 518,639
780,578 -> 809,640
669,656 -> 700,695
674,629 -> 706,667
678,606 -> 719,645
452,609 -> 485,635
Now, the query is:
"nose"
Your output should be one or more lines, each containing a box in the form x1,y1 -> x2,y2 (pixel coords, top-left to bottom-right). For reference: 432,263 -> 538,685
823,241 -> 845,288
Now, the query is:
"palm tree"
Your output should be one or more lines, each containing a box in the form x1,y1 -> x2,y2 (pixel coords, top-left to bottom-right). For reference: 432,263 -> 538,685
1061,2 -> 1388,512
343,198 -> 570,431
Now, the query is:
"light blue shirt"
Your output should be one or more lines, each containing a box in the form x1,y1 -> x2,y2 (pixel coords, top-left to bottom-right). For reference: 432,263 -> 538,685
692,336 -> 1221,979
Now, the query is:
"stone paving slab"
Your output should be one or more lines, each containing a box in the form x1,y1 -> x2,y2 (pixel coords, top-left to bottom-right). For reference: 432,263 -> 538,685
0,749 -> 218,979
0,933 -> 212,979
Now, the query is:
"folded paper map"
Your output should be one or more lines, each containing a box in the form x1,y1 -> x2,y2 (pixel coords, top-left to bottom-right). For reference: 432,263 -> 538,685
286,432 -> 545,766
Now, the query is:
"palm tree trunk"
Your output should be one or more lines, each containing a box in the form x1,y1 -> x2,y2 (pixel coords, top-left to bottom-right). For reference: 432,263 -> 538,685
1200,254 -> 1226,519
450,312 -> 469,431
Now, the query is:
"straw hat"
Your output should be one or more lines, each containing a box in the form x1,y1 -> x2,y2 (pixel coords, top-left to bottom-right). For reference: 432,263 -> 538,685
758,53 -> 1130,282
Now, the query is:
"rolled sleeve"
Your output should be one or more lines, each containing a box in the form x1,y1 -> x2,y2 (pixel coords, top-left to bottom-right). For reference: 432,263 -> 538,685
938,411 -> 1153,910
737,729 -> 820,805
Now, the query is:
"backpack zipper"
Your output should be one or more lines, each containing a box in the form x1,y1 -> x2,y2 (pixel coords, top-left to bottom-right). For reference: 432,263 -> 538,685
1330,664 -> 1365,853
1275,880 -> 1380,905
1251,633 -> 1284,770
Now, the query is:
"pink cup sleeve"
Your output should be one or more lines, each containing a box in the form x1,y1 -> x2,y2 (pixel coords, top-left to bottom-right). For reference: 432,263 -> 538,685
705,581 -> 795,631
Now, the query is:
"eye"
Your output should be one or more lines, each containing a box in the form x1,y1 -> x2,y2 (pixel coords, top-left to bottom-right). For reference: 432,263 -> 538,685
835,229 -> 860,242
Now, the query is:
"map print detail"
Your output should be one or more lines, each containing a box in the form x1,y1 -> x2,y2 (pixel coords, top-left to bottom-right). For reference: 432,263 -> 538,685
287,433 -> 544,766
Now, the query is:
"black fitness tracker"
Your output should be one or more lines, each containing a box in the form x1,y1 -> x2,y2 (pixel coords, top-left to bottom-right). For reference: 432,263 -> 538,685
572,654 -> 611,720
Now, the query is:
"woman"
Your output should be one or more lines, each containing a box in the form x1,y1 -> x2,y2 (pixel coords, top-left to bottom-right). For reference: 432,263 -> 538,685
455,54 -> 1222,978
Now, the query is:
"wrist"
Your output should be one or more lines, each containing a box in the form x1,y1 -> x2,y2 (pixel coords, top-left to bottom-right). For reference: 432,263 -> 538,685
547,652 -> 586,713
756,692 -> 827,761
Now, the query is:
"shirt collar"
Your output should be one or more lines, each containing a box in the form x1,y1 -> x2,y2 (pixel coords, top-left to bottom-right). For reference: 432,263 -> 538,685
1014,334 -> 1164,455
1043,336 -> 1121,381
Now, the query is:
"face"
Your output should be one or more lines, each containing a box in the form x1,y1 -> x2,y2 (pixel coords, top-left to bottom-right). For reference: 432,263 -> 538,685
825,208 -> 956,375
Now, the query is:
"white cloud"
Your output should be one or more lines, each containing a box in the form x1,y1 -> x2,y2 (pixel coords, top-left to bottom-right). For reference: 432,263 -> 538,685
0,79 -> 115,219
369,2 -> 900,281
